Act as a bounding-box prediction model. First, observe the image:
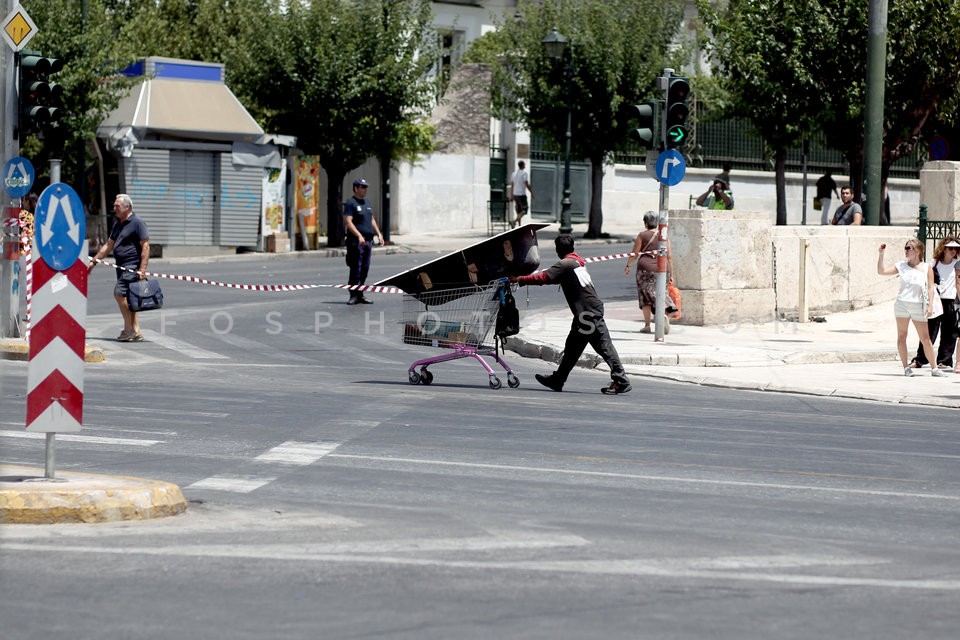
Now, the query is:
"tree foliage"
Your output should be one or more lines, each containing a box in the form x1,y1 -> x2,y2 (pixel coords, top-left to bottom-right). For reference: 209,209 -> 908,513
17,0 -> 141,187
466,0 -> 683,236
698,0 -> 960,223
22,0 -> 440,246
226,0 -> 440,245
697,0 -> 833,224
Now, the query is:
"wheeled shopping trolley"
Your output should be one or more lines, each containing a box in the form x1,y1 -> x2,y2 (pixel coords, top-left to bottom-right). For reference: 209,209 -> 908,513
401,280 -> 519,390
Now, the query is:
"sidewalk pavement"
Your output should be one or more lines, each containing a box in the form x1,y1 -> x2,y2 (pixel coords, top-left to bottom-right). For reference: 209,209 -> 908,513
0,222 -> 952,524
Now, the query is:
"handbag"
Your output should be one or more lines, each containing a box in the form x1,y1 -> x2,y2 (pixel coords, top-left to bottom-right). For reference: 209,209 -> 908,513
813,197 -> 822,211
666,279 -> 682,319
127,278 -> 164,312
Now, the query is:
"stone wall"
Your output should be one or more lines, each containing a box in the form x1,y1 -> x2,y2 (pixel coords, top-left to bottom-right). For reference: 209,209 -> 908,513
669,211 -> 916,325
669,209 -> 776,325
770,227 -> 915,315
919,161 -> 960,221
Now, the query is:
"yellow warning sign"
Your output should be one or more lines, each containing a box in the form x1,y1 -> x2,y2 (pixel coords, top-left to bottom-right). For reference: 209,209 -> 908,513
2,6 -> 37,52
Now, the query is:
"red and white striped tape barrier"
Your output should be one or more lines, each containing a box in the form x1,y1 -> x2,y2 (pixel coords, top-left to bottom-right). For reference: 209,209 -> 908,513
91,258 -> 405,294
89,249 -> 657,294
23,234 -> 33,344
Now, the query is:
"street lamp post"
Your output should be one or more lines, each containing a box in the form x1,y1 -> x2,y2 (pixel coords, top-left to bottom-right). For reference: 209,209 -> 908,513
542,27 -> 573,235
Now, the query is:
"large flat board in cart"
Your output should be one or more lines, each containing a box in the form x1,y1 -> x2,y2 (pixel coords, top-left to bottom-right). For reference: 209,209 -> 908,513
375,223 -> 548,297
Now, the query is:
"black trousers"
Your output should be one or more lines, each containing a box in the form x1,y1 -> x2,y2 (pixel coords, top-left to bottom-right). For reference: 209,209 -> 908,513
915,298 -> 958,367
556,313 -> 629,385
345,241 -> 372,297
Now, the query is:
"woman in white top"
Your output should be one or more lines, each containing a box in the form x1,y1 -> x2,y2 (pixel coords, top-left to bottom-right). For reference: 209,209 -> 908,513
877,238 -> 943,377
909,237 -> 960,370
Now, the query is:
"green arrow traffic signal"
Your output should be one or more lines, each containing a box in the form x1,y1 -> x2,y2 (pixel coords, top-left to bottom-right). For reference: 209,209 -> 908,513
665,75 -> 690,150
667,124 -> 687,146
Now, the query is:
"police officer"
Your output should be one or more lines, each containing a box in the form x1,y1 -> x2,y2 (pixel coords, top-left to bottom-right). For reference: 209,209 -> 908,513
343,178 -> 384,305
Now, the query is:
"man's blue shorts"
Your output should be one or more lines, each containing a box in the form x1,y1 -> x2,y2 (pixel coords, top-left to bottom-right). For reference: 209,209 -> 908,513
114,269 -> 139,298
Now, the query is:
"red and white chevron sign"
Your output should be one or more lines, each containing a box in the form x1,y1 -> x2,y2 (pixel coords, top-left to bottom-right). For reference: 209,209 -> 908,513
26,242 -> 88,432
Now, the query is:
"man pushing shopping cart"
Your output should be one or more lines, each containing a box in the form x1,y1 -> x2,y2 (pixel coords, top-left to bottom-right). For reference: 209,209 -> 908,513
510,234 -> 632,395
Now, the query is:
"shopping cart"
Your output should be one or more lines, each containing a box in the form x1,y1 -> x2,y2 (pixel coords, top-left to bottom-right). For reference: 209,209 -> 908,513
401,279 -> 520,390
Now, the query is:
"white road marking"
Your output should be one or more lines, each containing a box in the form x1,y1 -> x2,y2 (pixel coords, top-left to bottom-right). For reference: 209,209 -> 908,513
2,543 -> 953,591
186,475 -> 275,493
142,332 -> 229,360
0,430 -> 162,446
326,454 -> 960,502
255,441 -> 342,465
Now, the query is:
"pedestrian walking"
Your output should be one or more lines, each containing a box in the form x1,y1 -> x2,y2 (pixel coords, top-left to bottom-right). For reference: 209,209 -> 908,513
909,237 -> 960,370
816,170 -> 839,225
624,211 -> 673,334
877,239 -> 943,377
87,194 -> 150,341
508,160 -> 532,228
511,234 -> 632,395
343,178 -> 384,305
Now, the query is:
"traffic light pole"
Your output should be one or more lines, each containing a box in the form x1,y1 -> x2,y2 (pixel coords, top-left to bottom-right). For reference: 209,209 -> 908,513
2,0 -> 22,338
654,69 -> 673,343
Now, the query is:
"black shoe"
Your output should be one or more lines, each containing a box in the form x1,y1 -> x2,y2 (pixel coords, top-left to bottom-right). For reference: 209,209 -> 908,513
535,373 -> 563,392
346,297 -> 359,306
601,381 -> 632,395
358,296 -> 374,304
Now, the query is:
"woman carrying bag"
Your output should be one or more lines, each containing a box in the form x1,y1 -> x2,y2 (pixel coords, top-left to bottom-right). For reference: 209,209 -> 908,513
624,211 -> 674,334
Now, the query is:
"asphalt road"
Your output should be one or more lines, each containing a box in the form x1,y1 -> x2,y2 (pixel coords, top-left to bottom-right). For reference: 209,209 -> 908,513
2,250 -> 959,640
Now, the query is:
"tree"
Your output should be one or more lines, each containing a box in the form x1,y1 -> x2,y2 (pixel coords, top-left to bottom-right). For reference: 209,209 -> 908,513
697,0 -> 832,225
467,0 -> 683,237
698,0 -> 960,222
817,0 -> 960,204
16,0 -> 141,192
231,0 -> 438,246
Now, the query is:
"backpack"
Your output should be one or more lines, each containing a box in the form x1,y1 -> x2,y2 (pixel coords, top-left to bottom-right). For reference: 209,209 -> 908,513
495,286 -> 520,339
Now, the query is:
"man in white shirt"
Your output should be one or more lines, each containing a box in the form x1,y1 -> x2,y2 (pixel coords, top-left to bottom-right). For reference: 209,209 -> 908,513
508,160 -> 533,228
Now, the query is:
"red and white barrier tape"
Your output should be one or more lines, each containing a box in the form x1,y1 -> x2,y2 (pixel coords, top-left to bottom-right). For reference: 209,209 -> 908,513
23,234 -> 32,344
92,258 -> 405,294
88,249 -> 657,295
584,250 -> 657,263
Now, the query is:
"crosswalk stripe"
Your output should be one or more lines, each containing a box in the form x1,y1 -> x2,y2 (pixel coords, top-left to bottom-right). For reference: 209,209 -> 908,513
186,475 -> 275,493
141,332 -> 230,360
254,441 -> 342,465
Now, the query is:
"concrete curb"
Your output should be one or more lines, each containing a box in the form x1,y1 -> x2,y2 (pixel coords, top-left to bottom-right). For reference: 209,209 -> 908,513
504,336 -> 896,369
0,464 -> 187,524
0,341 -> 106,363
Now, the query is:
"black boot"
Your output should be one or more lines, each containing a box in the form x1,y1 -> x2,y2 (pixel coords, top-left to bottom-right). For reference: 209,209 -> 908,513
535,373 -> 564,392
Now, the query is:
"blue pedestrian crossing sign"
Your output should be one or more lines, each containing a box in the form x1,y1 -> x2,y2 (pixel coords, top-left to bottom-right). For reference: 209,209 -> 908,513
655,149 -> 686,187
3,156 -> 35,198
36,183 -> 86,271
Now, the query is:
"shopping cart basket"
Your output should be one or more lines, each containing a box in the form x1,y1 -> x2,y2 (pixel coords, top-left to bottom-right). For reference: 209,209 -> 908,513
401,279 -> 519,390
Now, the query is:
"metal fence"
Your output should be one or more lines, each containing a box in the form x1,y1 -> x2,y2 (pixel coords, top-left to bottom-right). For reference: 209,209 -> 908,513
614,117 -> 923,180
917,205 -> 960,254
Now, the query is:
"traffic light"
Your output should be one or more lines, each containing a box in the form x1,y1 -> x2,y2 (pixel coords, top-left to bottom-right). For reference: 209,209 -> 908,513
664,75 -> 690,149
18,51 -> 64,138
627,100 -> 659,149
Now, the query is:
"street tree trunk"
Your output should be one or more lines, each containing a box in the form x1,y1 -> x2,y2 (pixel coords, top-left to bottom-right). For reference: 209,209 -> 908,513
585,158 -> 605,238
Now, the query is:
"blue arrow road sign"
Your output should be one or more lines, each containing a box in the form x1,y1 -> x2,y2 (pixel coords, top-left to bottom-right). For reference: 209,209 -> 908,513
655,149 -> 686,187
36,183 -> 85,271
3,156 -> 35,198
